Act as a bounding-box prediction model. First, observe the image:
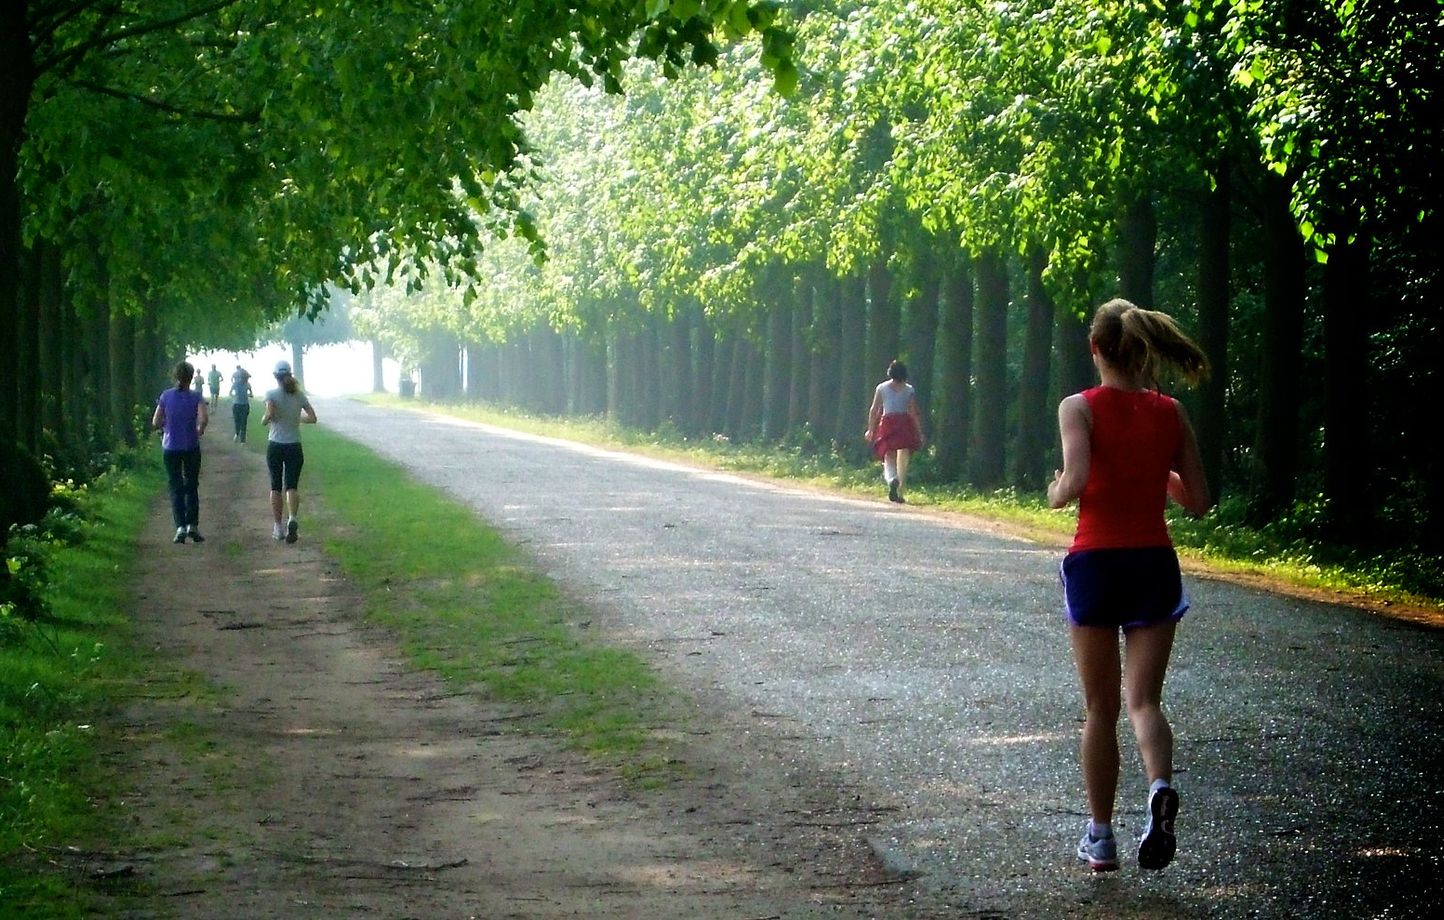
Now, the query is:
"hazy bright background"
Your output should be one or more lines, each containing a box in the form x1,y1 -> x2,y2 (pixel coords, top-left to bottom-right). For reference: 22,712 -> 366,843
184,341 -> 400,398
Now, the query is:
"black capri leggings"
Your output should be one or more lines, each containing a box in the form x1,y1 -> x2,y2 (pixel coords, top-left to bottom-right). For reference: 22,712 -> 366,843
266,441 -> 305,491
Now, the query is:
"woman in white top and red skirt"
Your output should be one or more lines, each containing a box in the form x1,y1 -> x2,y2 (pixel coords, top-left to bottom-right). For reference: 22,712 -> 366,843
865,360 -> 924,503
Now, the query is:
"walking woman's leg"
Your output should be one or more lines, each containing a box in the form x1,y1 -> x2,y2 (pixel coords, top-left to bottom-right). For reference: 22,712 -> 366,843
1069,625 -> 1122,824
266,443 -> 285,526
163,450 -> 185,528
285,445 -> 304,519
896,448 -> 911,492
1123,620 -> 1177,784
183,449 -> 202,527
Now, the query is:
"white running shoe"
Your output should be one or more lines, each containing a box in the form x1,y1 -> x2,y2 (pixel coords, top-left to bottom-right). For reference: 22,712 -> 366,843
1076,829 -> 1118,872
1138,785 -> 1179,870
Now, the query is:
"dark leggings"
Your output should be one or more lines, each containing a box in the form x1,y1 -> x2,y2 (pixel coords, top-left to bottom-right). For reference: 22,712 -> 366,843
163,448 -> 202,528
267,441 -> 305,492
233,402 -> 250,440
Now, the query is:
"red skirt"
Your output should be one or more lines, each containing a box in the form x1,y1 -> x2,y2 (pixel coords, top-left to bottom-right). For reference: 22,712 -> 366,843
872,413 -> 922,459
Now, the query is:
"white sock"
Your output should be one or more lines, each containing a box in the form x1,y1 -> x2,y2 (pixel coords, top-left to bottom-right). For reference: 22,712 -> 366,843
883,457 -> 897,483
1150,778 -> 1172,797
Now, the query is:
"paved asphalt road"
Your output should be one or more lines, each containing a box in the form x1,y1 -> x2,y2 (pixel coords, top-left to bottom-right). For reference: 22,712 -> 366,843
320,398 -> 1441,919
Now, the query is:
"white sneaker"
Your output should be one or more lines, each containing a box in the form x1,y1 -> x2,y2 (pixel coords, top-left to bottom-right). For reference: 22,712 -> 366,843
1138,785 -> 1179,870
272,523 -> 285,541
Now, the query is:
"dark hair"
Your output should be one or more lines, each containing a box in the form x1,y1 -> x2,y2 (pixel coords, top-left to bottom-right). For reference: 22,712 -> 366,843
1090,299 -> 1209,387
886,360 -> 908,382
173,361 -> 195,391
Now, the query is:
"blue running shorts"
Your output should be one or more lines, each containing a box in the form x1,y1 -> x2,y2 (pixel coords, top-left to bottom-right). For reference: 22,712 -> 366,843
1060,546 -> 1189,630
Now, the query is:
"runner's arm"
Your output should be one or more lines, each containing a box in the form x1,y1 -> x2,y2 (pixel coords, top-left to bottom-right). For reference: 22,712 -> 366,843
1047,395 -> 1091,508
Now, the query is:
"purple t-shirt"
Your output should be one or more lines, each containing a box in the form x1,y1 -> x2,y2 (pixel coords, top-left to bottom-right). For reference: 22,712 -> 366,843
156,387 -> 204,451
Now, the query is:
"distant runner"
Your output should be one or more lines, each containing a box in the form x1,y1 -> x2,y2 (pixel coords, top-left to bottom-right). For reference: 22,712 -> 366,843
262,360 -> 317,544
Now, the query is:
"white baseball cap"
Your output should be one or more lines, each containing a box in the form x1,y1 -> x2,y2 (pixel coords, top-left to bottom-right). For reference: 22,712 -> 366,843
274,360 -> 292,376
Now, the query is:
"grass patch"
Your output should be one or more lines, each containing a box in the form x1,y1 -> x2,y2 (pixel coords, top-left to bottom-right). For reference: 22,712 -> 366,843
301,426 -> 672,764
0,458 -> 162,915
359,393 -> 1443,615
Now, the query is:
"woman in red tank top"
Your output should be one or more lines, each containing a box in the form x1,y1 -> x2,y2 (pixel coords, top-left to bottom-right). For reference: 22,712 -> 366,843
1047,299 -> 1211,873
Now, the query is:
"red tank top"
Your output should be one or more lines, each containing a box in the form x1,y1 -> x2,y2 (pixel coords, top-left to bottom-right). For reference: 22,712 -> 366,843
1070,386 -> 1180,552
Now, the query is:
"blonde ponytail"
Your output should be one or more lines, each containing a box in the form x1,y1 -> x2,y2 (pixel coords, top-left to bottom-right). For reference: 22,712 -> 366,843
1091,298 -> 1209,388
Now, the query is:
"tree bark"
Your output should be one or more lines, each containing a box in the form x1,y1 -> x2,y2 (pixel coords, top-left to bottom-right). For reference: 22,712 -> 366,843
832,274 -> 868,455
1321,228 -> 1372,540
37,240 -> 65,444
865,258 -> 898,385
708,325 -> 735,436
787,274 -> 810,435
690,310 -> 714,435
17,243 -> 38,453
934,249 -> 974,482
970,248 -> 1009,489
108,307 -> 137,447
372,341 -> 387,392
1248,174 -> 1306,522
0,3 -> 34,449
762,273 -> 793,442
1118,189 -> 1157,307
1012,247 -> 1056,491
807,272 -> 838,439
1196,159 -> 1231,499
904,240 -> 942,431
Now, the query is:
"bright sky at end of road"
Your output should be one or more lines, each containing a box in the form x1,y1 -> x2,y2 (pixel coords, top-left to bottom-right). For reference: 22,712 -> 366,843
184,341 -> 401,398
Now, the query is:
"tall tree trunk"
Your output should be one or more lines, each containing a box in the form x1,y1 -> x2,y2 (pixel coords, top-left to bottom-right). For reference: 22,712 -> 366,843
832,274 -> 868,455
788,275 -> 810,435
372,341 -> 387,392
807,272 -> 838,439
87,291 -> 112,449
1423,268 -> 1444,552
1196,159 -> 1231,499
605,325 -> 622,424
666,304 -> 693,430
970,248 -> 1009,489
291,341 -> 306,386
708,326 -> 735,436
1119,189 -> 1157,307
109,308 -> 137,447
1321,227 -> 1372,540
934,250 -> 974,482
762,275 -> 792,442
904,239 -> 942,430
724,331 -> 749,441
865,258 -> 898,385
463,342 -> 482,399
1012,247 -> 1055,491
639,316 -> 661,430
133,306 -> 159,437
37,240 -> 64,444
690,309 -> 714,436
16,243 -> 38,453
1249,174 -> 1306,522
0,5 -> 34,449
63,288 -> 87,457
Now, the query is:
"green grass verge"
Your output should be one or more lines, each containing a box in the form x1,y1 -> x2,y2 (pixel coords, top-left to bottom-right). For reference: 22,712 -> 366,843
0,457 -> 163,915
357,393 -> 1444,615
301,426 -> 677,769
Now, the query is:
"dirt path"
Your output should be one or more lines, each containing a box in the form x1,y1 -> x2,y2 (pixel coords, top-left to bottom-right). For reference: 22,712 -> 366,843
98,431 -> 909,918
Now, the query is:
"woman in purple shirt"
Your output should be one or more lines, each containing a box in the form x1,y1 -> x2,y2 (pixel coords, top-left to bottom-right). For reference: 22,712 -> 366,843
152,361 -> 210,544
